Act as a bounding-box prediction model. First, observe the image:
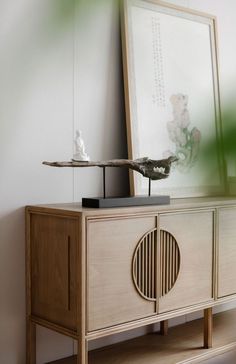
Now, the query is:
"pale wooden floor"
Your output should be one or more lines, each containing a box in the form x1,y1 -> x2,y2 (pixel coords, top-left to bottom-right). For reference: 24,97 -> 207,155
49,309 -> 236,364
202,350 -> 236,363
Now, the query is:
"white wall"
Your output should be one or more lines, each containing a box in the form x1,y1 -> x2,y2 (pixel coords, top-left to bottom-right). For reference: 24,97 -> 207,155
0,0 -> 236,363
0,1 -> 75,362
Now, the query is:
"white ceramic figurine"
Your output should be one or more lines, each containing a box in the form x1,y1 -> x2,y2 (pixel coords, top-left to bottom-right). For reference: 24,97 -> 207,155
73,130 -> 90,162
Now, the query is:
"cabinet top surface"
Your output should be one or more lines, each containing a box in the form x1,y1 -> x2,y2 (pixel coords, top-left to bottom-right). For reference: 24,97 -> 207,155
27,196 -> 236,217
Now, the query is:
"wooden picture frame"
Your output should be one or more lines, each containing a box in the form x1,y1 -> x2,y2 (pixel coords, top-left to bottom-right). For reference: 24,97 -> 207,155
121,0 -> 226,197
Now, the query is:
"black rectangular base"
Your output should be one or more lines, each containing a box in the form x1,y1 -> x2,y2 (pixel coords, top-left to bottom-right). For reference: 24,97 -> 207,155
82,195 -> 170,208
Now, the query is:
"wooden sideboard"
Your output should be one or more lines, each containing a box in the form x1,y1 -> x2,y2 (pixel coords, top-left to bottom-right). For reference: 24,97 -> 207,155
26,197 -> 236,364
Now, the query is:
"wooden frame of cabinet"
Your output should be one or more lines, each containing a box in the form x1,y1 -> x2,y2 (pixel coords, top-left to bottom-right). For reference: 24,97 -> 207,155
26,197 -> 236,364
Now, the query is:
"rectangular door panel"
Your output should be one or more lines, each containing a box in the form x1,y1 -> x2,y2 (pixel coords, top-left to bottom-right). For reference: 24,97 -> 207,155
218,207 -> 236,297
87,216 -> 156,331
159,211 -> 213,313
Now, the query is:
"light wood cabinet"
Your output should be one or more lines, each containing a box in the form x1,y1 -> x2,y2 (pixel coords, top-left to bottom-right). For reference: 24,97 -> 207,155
25,198 -> 236,364
159,211 -> 214,312
87,216 -> 156,331
218,207 -> 236,298
30,214 -> 79,330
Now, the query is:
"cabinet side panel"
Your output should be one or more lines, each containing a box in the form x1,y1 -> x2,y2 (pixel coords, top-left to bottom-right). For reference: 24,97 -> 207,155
218,208 -> 236,297
87,216 -> 156,331
30,213 -> 78,330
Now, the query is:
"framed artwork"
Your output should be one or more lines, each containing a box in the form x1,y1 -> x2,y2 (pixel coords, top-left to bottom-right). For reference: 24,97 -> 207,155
121,0 -> 226,197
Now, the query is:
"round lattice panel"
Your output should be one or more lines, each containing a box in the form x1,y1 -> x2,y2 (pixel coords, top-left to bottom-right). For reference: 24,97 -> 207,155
132,229 -> 180,301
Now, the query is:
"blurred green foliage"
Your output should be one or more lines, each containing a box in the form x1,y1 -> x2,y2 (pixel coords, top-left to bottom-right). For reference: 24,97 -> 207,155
221,109 -> 236,160
52,0 -> 75,26
50,0 -> 116,27
200,108 -> 236,191
203,109 -> 236,166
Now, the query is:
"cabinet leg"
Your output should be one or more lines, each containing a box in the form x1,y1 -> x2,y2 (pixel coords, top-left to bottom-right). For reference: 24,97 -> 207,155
77,337 -> 88,364
204,308 -> 213,349
26,320 -> 36,364
160,320 -> 168,336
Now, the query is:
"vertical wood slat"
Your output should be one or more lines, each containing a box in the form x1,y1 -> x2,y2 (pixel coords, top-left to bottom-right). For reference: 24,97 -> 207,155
172,240 -> 175,286
154,230 -> 157,299
138,247 -> 141,289
145,236 -> 148,297
160,231 -> 163,297
142,239 -> 144,293
67,236 -> 71,311
175,238 -> 178,282
133,229 -> 180,301
152,231 -> 155,299
133,229 -> 157,301
148,236 -> 150,297
166,232 -> 169,294
162,231 -> 166,295
169,235 -> 172,291
159,230 -> 180,297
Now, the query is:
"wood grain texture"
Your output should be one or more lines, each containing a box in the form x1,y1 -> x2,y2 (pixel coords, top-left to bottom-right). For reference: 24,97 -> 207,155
77,215 -> 88,364
160,320 -> 168,336
26,320 -> 36,364
26,199 -> 236,364
160,230 -> 180,296
204,308 -> 213,349
159,211 -> 214,312
25,197 -> 236,218
31,316 -> 79,339
26,197 -> 236,217
87,216 -> 156,331
46,357 -> 76,364
26,208 -> 36,364
218,207 -> 236,297
133,228 -> 157,301
30,213 -> 79,330
47,309 -> 236,364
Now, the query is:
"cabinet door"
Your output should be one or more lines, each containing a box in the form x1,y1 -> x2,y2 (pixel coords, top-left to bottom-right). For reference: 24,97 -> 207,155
218,207 -> 236,298
30,213 -> 78,330
87,216 -> 156,331
159,211 -> 214,313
